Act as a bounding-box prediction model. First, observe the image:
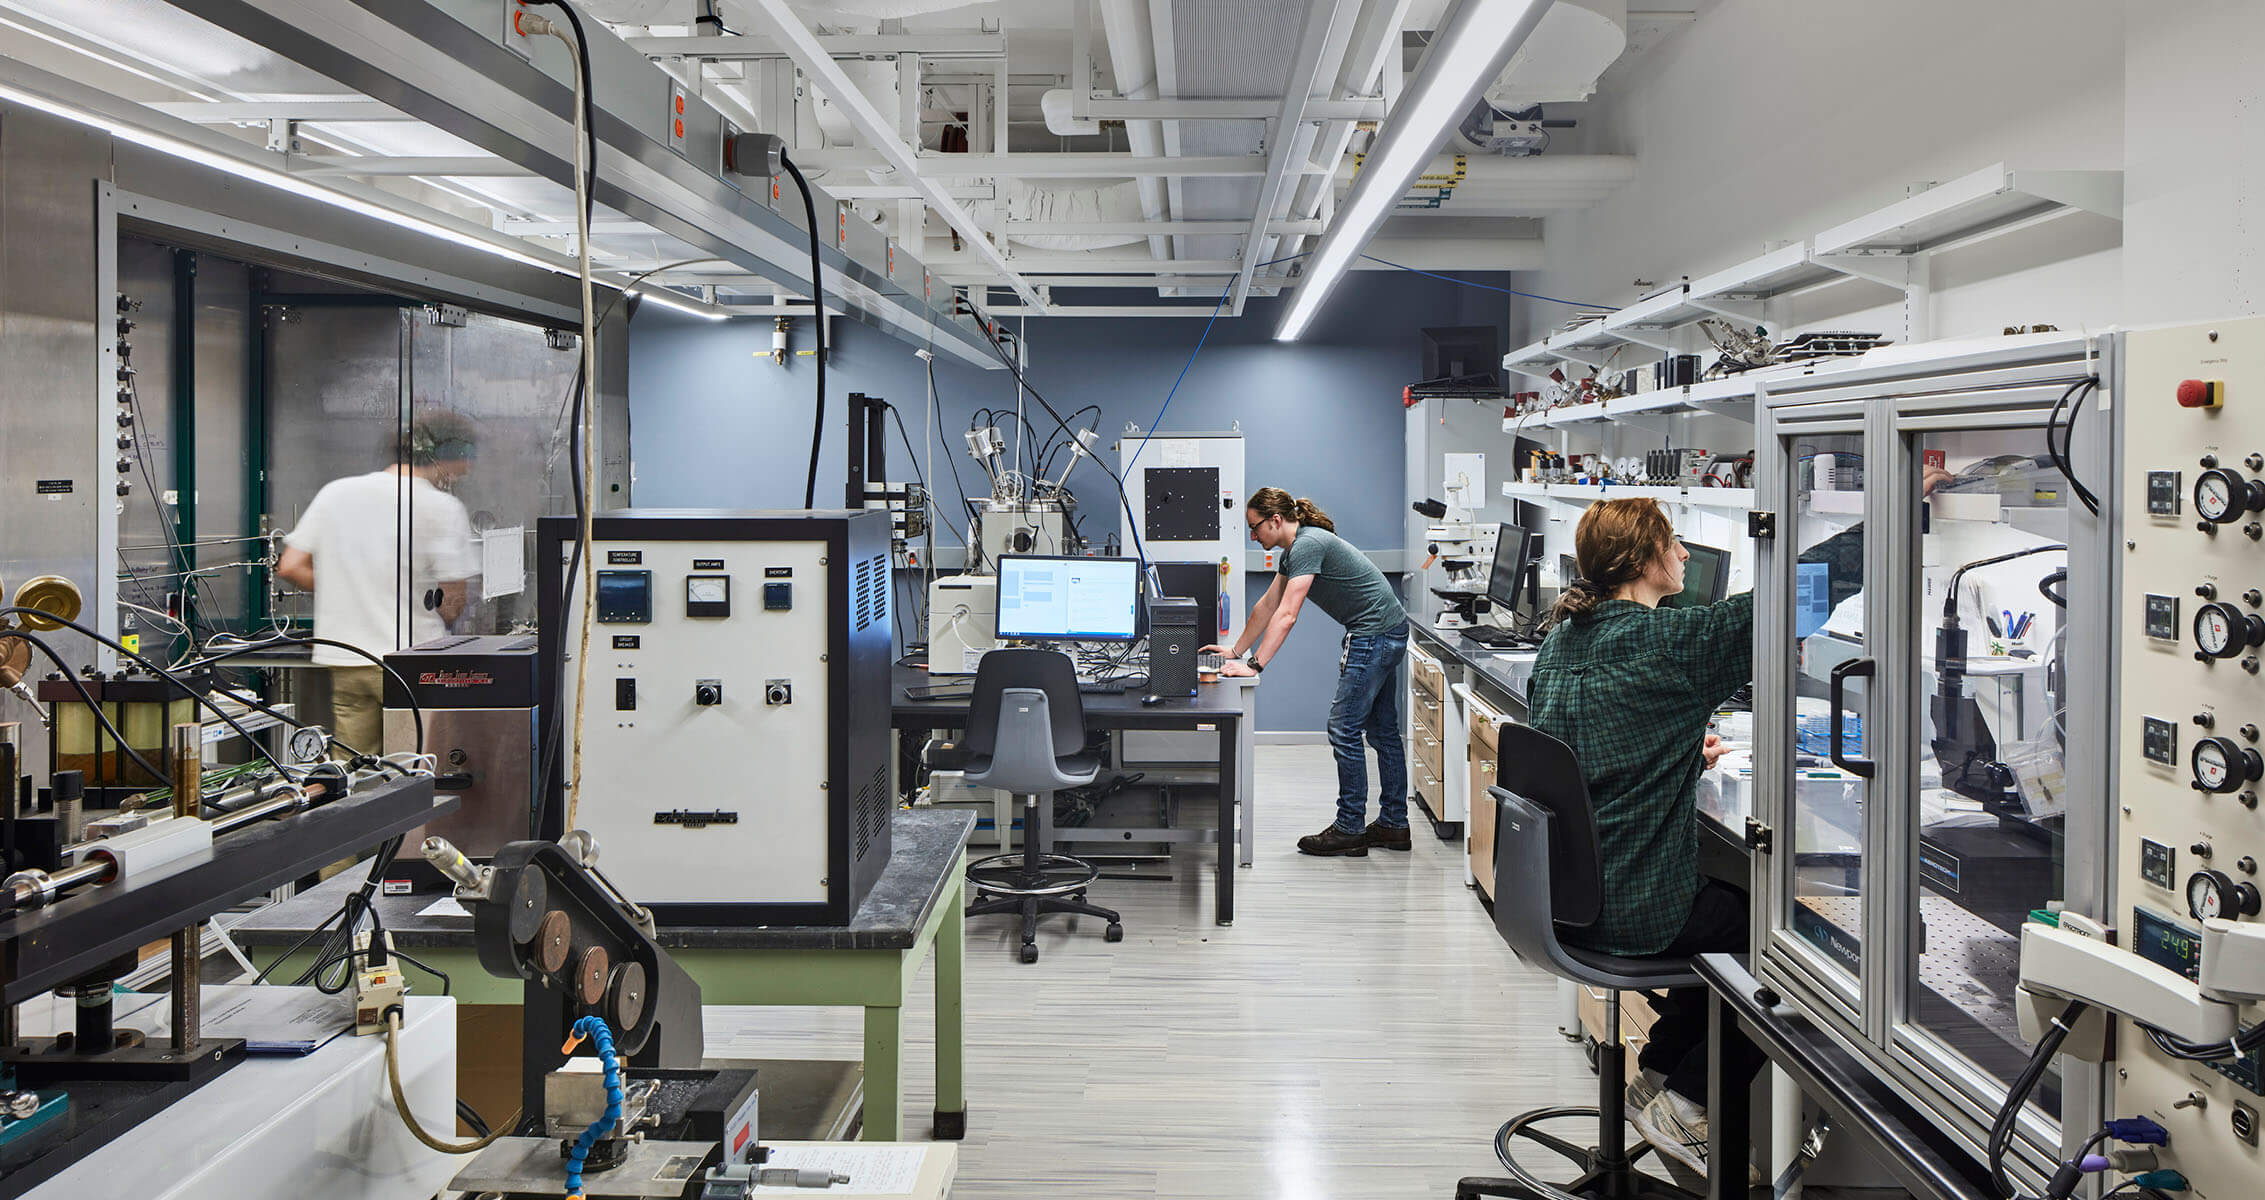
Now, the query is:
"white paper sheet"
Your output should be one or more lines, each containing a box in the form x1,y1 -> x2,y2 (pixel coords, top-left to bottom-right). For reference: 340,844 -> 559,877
417,896 -> 471,919
1443,452 -> 1485,509
482,526 -> 525,599
752,1145 -> 927,1195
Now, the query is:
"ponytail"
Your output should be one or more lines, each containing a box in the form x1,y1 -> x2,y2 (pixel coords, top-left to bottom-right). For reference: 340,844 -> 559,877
1249,486 -> 1334,533
1545,498 -> 1676,628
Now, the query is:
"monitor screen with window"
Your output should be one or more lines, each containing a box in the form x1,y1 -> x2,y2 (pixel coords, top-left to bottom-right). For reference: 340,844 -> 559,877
995,555 -> 1141,642
1659,541 -> 1732,609
1486,523 -> 1537,614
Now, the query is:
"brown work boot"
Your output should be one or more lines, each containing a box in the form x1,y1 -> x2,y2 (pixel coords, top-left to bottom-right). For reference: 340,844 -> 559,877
1296,824 -> 1370,856
1363,821 -> 1413,851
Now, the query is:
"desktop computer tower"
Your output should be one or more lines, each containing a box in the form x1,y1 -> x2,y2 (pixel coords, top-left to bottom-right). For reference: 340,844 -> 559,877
536,510 -> 894,925
1147,598 -> 1201,698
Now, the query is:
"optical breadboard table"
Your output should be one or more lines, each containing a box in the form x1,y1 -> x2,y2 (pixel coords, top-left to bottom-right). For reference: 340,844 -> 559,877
233,808 -> 976,1143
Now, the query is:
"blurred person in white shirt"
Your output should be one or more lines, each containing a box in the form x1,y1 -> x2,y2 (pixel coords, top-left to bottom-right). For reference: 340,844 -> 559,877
276,410 -> 480,758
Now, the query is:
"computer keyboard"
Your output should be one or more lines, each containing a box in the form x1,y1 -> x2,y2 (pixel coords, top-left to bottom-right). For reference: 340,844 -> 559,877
1198,652 -> 1226,672
1460,625 -> 1536,649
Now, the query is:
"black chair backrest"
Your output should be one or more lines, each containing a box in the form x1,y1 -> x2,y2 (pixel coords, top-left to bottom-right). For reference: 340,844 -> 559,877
962,649 -> 1086,761
1495,723 -> 1605,930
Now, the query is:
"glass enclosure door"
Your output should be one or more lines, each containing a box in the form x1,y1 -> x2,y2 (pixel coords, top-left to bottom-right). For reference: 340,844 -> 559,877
1779,430 -> 1871,998
1901,426 -> 2074,1117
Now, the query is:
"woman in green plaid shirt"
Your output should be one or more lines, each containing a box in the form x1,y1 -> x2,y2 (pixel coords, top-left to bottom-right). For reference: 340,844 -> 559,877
1527,497 -> 1762,1176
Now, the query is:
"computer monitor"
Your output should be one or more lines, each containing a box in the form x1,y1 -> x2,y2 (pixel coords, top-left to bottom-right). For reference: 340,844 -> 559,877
1661,541 -> 1732,609
995,555 -> 1141,642
1559,553 -> 1580,590
1486,523 -> 1538,614
1795,561 -> 1832,638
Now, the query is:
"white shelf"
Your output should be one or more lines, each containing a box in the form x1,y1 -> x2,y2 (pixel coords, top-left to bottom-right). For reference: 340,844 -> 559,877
1501,368 -> 1793,431
1812,163 -> 2120,257
1502,482 -> 1757,509
1496,164 -> 2122,396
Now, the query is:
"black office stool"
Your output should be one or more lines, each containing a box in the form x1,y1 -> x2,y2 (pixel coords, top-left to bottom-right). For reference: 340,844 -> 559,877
1457,725 -> 1701,1200
943,649 -> 1123,963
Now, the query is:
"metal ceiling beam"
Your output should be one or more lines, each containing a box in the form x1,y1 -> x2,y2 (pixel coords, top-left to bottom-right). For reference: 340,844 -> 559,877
154,0 -> 1000,364
788,152 -> 1331,178
147,100 -> 412,122
740,0 -> 1039,309
290,155 -> 532,177
1230,0 -> 1359,314
625,32 -> 1006,60
1004,219 -> 1324,237
1081,96 -> 1385,121
930,256 -> 1248,274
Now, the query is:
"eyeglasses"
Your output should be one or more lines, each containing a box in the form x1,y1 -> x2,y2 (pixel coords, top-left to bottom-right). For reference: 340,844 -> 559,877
1247,516 -> 1274,540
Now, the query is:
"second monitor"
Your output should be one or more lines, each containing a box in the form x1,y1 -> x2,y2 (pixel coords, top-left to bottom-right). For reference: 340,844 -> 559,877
1487,523 -> 1540,617
996,555 -> 1142,642
1659,540 -> 1732,608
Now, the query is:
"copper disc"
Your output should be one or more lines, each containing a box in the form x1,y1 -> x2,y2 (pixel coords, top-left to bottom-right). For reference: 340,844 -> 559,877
534,910 -> 572,975
607,962 -> 648,1031
0,637 -> 28,689
574,946 -> 610,1006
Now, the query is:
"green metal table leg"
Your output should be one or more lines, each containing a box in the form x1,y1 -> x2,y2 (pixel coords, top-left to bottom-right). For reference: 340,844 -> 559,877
861,1002 -> 904,1141
933,866 -> 966,1139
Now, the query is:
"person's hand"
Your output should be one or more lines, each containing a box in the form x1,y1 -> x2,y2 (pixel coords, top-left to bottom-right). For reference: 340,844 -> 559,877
1922,464 -> 1954,497
1199,644 -> 1231,657
1702,732 -> 1726,768
1219,660 -> 1258,678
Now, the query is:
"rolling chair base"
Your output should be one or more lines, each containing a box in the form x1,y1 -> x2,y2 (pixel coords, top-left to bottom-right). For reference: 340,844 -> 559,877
1456,1104 -> 1700,1200
967,855 -> 1122,963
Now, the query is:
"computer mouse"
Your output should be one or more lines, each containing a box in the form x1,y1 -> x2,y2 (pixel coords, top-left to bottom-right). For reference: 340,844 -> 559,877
1140,693 -> 1165,706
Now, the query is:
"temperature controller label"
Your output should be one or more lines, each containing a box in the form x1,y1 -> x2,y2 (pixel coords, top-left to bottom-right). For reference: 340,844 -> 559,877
2148,469 -> 2183,516
2144,594 -> 2181,640
2142,716 -> 2179,766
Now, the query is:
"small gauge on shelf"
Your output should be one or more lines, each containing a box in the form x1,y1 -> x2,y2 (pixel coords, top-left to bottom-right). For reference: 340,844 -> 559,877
289,726 -> 330,764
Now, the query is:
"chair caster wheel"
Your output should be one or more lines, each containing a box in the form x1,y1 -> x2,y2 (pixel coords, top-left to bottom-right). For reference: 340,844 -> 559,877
1104,923 -> 1124,943
1019,944 -> 1039,964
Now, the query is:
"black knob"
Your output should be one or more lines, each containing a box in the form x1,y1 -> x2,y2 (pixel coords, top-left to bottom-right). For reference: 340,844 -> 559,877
695,684 -> 721,706
2241,882 -> 2264,917
2205,454 -> 2222,468
115,316 -> 134,336
2248,792 -> 2263,811
2250,454 -> 2265,472
2201,584 -> 2221,599
115,411 -> 133,428
2242,857 -> 2259,876
115,435 -> 131,450
2244,657 -> 2258,674
2194,841 -> 2215,859
2245,724 -> 2260,742
115,482 -> 131,497
2201,521 -> 2221,535
115,457 -> 131,473
2243,524 -> 2259,541
2197,712 -> 2217,728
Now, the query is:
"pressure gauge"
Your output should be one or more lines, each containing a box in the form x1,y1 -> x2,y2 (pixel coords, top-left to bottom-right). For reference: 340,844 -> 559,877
2187,869 -> 2262,921
2191,735 -> 2263,793
289,727 -> 330,764
2193,602 -> 2261,659
2195,467 -> 2259,524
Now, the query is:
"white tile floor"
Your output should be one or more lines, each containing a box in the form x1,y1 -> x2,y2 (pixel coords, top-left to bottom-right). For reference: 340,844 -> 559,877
705,745 -> 1601,1199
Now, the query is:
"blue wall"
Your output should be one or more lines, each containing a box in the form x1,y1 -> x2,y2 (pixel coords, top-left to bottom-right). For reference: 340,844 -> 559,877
628,269 -> 1510,732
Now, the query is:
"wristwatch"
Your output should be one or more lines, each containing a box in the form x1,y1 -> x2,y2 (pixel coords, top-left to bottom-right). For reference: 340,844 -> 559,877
1243,652 -> 1265,674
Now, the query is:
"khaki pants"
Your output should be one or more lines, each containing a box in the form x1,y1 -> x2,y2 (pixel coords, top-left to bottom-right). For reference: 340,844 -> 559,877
328,665 -> 385,759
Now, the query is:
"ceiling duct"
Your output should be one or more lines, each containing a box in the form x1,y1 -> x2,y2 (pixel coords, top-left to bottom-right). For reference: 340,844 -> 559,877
1482,0 -> 1626,111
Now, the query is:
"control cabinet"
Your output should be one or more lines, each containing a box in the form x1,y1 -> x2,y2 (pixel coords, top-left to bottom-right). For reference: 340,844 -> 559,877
2117,316 -> 2265,1188
537,510 -> 894,925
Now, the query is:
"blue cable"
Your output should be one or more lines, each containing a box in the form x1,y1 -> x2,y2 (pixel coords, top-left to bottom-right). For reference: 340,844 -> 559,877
562,1015 -> 624,1200
1125,252 -> 1312,475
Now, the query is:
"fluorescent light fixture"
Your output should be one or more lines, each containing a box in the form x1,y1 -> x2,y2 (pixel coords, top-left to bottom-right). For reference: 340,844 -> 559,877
635,285 -> 732,321
1274,0 -> 1555,343
0,79 -> 575,277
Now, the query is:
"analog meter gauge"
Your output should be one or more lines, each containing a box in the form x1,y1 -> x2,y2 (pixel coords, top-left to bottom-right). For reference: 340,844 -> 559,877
2195,467 -> 2260,524
2193,602 -> 2262,660
289,727 -> 330,764
2190,736 -> 2262,793
685,574 -> 731,618
2187,869 -> 2262,921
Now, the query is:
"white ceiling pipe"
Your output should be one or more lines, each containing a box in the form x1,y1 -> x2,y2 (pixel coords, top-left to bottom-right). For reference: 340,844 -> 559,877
1098,0 -> 1173,268
1332,151 -> 1638,185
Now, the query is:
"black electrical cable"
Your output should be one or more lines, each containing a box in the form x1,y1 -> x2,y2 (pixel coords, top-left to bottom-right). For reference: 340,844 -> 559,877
520,1 -> 597,227
779,149 -> 828,509
175,635 -> 424,755
2038,567 -> 2069,610
882,402 -> 963,548
2045,377 -> 2103,517
1986,997 -> 2085,1200
971,319 -> 1150,569
455,1097 -> 492,1139
11,630 -> 170,784
1941,546 -> 2069,622
254,834 -> 402,988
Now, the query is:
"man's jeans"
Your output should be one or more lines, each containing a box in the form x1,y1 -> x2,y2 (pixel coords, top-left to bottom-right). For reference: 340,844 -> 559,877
1328,624 -> 1409,834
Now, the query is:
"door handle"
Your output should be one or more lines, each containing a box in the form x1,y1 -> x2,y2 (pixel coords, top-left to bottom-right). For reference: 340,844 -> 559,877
1828,657 -> 1874,779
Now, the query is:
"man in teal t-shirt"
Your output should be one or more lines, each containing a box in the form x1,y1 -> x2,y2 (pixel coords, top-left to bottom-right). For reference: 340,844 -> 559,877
1210,488 -> 1410,856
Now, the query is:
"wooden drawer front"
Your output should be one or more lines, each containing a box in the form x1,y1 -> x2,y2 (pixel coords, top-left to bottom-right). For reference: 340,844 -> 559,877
1469,700 -> 1508,757
1410,647 -> 1444,694
1412,688 -> 1444,739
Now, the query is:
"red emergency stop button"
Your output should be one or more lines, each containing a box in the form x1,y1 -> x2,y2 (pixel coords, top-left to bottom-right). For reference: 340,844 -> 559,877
2180,379 -> 2226,409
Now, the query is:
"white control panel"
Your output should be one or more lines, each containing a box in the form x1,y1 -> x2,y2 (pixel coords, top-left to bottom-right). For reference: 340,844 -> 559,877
2117,316 -> 2265,1183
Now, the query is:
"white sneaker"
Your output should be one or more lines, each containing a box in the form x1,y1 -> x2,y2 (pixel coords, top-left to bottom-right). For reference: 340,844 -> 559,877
1623,1069 -> 1663,1116
1630,1090 -> 1709,1177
